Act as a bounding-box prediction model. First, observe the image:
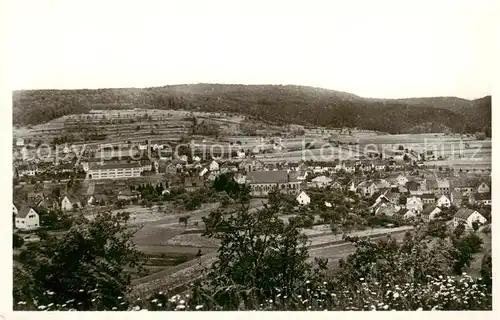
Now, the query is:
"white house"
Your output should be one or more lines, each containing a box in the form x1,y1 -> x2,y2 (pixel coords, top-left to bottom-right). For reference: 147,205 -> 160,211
311,176 -> 333,189
406,196 -> 423,213
421,206 -> 442,222
236,151 -> 246,159
16,138 -> 25,147
209,160 -> 220,172
436,195 -> 451,208
396,174 -> 408,186
296,191 -> 311,205
15,207 -> 40,231
477,182 -> 490,194
199,167 -> 209,177
453,208 -> 487,230
61,195 -> 82,211
296,171 -> 308,181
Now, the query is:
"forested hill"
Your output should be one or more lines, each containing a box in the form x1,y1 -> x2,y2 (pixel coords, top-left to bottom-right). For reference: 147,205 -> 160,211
12,84 -> 491,135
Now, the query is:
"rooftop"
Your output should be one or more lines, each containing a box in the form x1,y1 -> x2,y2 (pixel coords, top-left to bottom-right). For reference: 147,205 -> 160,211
89,162 -> 141,170
246,170 -> 299,184
455,208 -> 478,220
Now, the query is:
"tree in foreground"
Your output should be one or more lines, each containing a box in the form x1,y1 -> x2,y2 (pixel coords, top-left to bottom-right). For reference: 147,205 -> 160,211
14,211 -> 144,310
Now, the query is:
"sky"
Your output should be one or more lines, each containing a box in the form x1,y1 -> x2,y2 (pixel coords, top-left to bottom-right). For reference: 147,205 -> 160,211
7,0 -> 494,99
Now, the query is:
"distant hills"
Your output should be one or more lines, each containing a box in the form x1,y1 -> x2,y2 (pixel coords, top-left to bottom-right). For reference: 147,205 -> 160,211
12,84 -> 491,136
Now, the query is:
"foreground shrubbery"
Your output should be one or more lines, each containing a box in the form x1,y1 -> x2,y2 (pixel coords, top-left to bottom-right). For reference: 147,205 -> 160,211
15,273 -> 491,311
13,190 -> 492,311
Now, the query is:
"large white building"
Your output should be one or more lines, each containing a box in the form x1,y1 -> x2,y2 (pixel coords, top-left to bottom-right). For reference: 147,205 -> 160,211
87,162 -> 143,180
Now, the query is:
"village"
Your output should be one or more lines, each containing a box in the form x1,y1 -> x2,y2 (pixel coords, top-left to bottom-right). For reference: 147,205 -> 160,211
12,110 -> 492,290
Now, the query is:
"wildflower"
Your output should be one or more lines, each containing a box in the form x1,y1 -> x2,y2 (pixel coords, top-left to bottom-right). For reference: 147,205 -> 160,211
157,303 -> 163,307
383,305 -> 389,310
112,307 -> 117,310
91,299 -> 96,302
151,299 -> 158,303
133,306 -> 141,311
136,298 -> 141,301
62,304 -> 66,308
302,299 -> 308,304
416,307 -> 423,311
38,305 -> 47,310
306,280 -> 310,284
195,305 -> 203,310
78,289 -> 84,292
176,305 -> 186,310
66,299 -> 75,304
118,296 -> 122,300
393,292 -> 400,299
323,282 -> 328,285
159,292 -> 163,295
47,291 -> 55,296
268,299 -> 273,303
179,299 -> 185,304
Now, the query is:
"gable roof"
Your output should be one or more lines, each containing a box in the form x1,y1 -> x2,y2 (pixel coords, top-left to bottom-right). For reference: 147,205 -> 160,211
455,208 -> 477,220
421,205 -> 440,216
246,171 -> 298,184
16,206 -> 36,219
426,179 -> 438,190
475,193 -> 491,201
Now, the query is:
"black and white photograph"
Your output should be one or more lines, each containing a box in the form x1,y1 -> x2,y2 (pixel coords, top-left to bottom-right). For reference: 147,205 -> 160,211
6,0 -> 494,313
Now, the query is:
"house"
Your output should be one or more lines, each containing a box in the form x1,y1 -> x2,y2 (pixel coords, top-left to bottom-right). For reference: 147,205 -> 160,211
420,193 -> 436,205
425,179 -> 438,194
375,203 -> 399,217
406,196 -> 423,213
436,179 -> 450,195
87,195 -> 96,206
15,207 -> 40,231
235,151 -> 246,159
233,173 -> 247,185
450,191 -> 464,207
453,209 -> 487,230
296,191 -> 311,205
209,160 -> 220,172
16,137 -> 25,147
451,178 -> 474,195
17,164 -> 37,177
199,167 -> 209,177
343,161 -> 357,173
330,181 -> 343,191
118,190 -> 140,201
436,195 -> 451,208
406,180 -> 423,195
61,195 -> 82,211
311,176 -> 333,189
396,174 -> 408,186
357,181 -> 379,198
476,182 -> 490,194
184,176 -> 205,192
239,159 -> 264,172
473,193 -> 491,206
55,163 -> 76,173
384,192 -> 401,205
245,171 -> 302,197
373,160 -> 387,171
141,160 -> 153,172
421,205 -> 442,222
296,171 -> 309,181
396,207 -> 417,220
